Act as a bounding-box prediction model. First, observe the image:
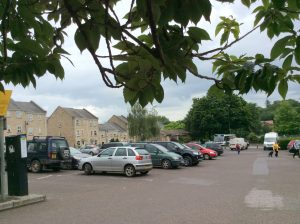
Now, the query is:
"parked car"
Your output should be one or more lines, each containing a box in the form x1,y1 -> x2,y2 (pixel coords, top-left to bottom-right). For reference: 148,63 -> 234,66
229,138 -> 248,150
80,145 -> 100,156
203,142 -> 224,156
148,141 -> 203,166
69,147 -> 92,169
100,142 -> 128,149
185,143 -> 218,160
128,143 -> 184,169
78,146 -> 153,177
27,136 -> 71,172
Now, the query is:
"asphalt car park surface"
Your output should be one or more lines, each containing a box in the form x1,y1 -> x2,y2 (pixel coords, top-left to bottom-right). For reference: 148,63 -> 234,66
1,146 -> 300,224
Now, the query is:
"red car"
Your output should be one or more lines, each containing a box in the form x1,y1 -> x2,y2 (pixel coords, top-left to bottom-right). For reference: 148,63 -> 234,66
185,143 -> 218,160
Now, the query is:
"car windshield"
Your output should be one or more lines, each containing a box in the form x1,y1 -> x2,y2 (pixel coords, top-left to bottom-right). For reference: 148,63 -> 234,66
265,138 -> 276,142
135,148 -> 149,155
153,144 -> 169,153
172,142 -> 185,150
70,148 -> 81,155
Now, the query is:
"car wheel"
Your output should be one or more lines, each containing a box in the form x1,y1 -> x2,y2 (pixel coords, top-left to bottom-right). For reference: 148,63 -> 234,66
124,165 -> 136,177
161,159 -> 171,169
31,160 -> 42,173
204,154 -> 210,160
89,151 -> 94,156
141,171 -> 149,175
183,156 -> 192,167
83,163 -> 93,175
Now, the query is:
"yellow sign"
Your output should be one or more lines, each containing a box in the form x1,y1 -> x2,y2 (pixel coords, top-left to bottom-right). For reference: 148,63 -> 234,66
0,90 -> 12,116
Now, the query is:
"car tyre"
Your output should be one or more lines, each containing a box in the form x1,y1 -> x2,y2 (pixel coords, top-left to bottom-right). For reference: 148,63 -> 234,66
83,163 -> 93,175
204,154 -> 210,160
161,159 -> 171,169
183,156 -> 192,167
31,160 -> 42,173
124,165 -> 136,177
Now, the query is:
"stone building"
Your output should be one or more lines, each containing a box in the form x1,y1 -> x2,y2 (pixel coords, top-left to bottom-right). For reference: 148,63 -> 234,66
47,107 -> 99,147
99,115 -> 129,144
5,99 -> 47,139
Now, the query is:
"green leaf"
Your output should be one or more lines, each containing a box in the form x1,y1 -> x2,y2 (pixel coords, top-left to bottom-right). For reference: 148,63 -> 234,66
188,27 -> 211,43
295,46 -> 300,65
271,36 -> 291,59
154,84 -> 164,103
74,29 -> 87,52
241,0 -> 251,7
124,87 -> 138,103
215,23 -> 224,36
278,79 -> 288,99
272,0 -> 285,9
282,54 -> 293,70
220,31 -> 230,45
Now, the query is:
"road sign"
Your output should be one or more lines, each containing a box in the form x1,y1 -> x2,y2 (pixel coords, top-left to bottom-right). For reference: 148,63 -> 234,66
0,90 -> 12,116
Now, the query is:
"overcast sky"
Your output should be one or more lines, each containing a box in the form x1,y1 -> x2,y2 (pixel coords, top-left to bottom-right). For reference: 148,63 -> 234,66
4,1 -> 300,122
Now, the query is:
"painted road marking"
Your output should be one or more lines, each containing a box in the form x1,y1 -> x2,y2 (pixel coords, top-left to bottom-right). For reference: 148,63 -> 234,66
245,188 -> 283,210
253,158 -> 269,175
36,175 -> 53,180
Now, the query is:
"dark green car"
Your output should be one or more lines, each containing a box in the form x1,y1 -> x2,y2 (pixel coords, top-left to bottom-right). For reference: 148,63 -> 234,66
129,143 -> 184,169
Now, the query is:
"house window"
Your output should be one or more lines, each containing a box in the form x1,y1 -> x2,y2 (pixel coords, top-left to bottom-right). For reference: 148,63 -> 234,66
16,111 -> 22,118
28,114 -> 33,121
76,120 -> 80,126
76,130 -> 80,137
94,131 -> 97,136
17,126 -> 22,133
28,127 -> 33,136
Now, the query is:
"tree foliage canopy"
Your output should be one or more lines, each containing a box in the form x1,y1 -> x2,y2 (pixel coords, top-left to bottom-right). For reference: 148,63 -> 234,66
1,0 -> 300,106
273,101 -> 300,135
184,91 -> 262,140
127,103 -> 160,141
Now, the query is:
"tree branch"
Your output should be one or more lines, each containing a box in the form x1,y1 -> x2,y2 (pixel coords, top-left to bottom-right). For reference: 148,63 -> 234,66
1,0 -> 11,65
194,23 -> 261,58
63,0 -> 122,88
146,0 -> 165,65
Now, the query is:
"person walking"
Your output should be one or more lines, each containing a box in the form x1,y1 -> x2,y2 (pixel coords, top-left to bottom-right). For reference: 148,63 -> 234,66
236,143 -> 241,155
292,141 -> 300,158
273,142 -> 280,158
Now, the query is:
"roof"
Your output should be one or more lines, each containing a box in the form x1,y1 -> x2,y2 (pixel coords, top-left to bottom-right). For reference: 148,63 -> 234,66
8,99 -> 46,114
118,115 -> 128,124
99,122 -> 126,132
61,107 -> 98,120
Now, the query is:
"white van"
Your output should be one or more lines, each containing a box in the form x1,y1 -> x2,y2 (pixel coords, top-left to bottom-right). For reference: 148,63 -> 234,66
263,132 -> 278,150
229,138 -> 248,150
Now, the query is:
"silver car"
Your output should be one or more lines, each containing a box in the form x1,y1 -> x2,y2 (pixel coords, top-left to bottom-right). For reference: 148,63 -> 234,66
78,147 -> 153,177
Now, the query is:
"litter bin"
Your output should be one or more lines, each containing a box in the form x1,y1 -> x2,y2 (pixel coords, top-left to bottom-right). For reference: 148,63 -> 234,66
5,134 -> 28,196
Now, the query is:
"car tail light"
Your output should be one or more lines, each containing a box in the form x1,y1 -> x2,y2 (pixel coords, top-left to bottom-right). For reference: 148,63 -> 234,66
135,155 -> 143,160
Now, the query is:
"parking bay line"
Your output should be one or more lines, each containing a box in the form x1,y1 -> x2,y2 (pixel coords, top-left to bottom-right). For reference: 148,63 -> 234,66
36,175 -> 53,180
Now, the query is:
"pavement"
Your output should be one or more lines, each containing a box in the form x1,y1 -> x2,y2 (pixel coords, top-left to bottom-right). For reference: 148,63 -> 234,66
0,194 -> 46,212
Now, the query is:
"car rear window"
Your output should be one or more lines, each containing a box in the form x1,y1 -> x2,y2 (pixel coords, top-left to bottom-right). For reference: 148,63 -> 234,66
135,148 -> 150,155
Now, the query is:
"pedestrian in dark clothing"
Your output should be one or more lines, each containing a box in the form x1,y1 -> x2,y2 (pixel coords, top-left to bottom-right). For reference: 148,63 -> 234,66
236,143 -> 241,155
293,142 -> 300,158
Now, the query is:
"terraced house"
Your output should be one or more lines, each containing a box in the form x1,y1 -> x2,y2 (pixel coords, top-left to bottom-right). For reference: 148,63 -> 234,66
5,99 -> 47,139
47,107 -> 99,147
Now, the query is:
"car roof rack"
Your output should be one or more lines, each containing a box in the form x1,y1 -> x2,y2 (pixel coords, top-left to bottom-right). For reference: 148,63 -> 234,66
32,136 -> 66,140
